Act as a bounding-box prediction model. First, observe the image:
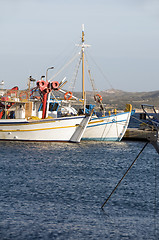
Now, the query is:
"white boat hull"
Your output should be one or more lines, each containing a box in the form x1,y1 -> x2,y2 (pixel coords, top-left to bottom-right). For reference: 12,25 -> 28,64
82,111 -> 131,141
0,116 -> 88,142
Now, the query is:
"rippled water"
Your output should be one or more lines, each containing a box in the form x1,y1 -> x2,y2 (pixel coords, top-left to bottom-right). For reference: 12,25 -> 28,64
0,140 -> 158,239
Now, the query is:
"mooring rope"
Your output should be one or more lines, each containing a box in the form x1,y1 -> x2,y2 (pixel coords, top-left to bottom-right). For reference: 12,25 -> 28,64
131,115 -> 154,130
101,141 -> 149,209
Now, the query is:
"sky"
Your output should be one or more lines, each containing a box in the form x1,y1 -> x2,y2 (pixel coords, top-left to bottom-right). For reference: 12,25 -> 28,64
0,0 -> 159,92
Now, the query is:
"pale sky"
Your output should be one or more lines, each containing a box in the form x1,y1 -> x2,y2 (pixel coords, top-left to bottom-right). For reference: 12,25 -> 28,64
0,0 -> 159,92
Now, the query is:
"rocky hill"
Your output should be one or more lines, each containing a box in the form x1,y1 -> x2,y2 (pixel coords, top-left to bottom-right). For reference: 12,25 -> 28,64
73,89 -> 159,111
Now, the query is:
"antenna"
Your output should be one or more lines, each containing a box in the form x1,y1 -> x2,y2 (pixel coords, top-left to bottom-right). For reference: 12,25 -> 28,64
82,24 -> 84,32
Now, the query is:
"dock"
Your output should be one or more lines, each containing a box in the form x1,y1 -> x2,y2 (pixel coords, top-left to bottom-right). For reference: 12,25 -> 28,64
124,128 -> 155,141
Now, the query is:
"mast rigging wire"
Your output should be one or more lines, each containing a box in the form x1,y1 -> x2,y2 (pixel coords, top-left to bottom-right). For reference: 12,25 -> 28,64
54,38 -> 81,66
86,50 -> 114,90
85,53 -> 98,95
48,51 -> 80,82
69,55 -> 82,93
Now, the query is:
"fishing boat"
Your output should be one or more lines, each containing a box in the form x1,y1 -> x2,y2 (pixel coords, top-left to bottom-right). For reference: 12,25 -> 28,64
0,25 -> 131,142
0,80 -> 91,142
83,104 -> 131,141
47,25 -> 132,141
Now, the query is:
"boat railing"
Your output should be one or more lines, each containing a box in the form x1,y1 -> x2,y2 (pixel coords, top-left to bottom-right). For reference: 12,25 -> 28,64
0,89 -> 40,103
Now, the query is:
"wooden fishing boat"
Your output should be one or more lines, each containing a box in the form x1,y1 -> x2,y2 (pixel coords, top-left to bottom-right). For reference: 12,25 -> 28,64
47,25 -> 132,141
0,82 -> 91,142
83,104 -> 132,141
0,25 -> 132,142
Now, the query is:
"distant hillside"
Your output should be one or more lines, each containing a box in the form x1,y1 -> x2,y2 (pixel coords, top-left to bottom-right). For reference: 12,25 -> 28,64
73,89 -> 159,111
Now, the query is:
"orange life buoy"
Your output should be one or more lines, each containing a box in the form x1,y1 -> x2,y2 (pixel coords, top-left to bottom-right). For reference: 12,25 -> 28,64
64,91 -> 72,100
19,91 -> 29,101
52,81 -> 59,90
37,80 -> 49,92
36,80 -> 41,87
94,94 -> 102,102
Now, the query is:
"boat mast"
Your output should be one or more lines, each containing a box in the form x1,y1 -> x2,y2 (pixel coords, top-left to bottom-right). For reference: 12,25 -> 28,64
80,24 -> 91,111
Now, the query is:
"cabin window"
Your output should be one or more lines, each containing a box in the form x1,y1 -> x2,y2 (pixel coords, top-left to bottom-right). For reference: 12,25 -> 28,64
49,102 -> 59,111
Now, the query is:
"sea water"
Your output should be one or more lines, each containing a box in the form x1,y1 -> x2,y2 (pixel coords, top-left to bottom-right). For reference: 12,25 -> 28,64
0,140 -> 158,240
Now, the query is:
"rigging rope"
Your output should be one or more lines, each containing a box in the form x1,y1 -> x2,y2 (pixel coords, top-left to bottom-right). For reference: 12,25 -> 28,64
85,53 -> 98,95
86,51 -> 114,90
48,51 -> 80,82
69,55 -> 82,92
